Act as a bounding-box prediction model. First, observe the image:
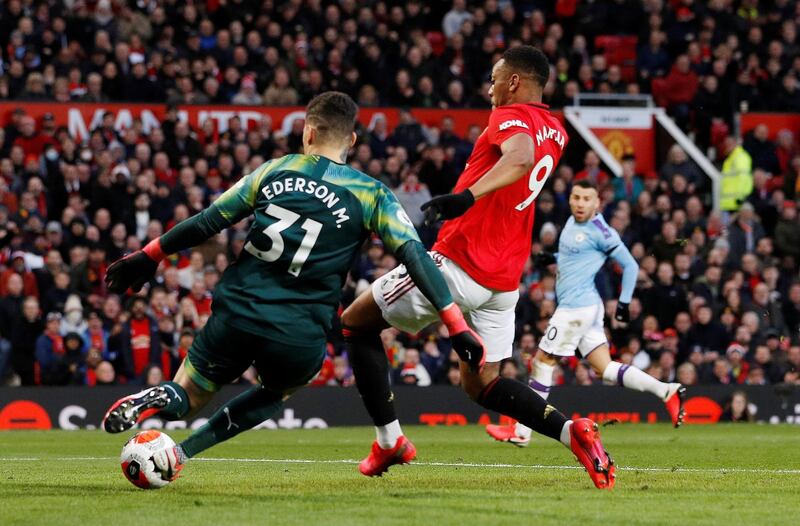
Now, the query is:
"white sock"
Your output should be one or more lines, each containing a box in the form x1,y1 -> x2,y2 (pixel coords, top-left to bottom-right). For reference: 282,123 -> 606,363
514,360 -> 556,439
560,420 -> 573,447
514,421 -> 532,438
602,361 -> 669,400
529,360 -> 555,401
376,420 -> 403,449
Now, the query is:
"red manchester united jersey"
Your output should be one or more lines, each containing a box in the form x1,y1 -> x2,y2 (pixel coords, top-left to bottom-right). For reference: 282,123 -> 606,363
433,102 -> 568,291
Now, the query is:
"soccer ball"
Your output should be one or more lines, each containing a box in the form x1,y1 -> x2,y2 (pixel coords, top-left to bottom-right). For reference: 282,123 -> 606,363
120,430 -> 176,489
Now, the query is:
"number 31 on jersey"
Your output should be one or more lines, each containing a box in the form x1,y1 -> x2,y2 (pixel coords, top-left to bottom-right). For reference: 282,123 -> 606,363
244,203 -> 322,277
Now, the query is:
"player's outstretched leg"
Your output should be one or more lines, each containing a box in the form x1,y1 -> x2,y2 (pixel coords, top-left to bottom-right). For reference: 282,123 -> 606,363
466,363 -> 615,489
586,348 -> 686,428
149,384 -> 287,481
179,384 -> 285,458
344,326 -> 416,476
102,381 -> 190,433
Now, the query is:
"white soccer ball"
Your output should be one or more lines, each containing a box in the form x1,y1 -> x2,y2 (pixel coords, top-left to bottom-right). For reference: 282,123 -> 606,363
120,430 -> 176,489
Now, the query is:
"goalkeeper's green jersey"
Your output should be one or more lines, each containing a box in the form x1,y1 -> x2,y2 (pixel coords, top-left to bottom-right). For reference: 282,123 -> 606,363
193,154 -> 420,344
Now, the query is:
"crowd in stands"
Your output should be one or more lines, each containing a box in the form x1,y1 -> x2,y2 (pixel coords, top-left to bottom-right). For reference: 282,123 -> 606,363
3,0 -> 800,146
1,1 -> 800,390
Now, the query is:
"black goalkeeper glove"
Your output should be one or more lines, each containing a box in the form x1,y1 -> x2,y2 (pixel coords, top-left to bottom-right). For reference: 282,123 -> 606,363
421,190 -> 475,226
615,302 -> 630,324
105,251 -> 159,294
532,252 -> 557,268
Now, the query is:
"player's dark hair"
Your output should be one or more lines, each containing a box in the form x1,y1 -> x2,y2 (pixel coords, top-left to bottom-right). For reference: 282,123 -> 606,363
305,91 -> 359,145
573,179 -> 598,192
502,45 -> 550,88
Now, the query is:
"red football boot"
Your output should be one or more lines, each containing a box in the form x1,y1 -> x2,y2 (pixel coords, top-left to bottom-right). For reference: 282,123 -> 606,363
664,384 -> 686,428
485,423 -> 531,447
569,418 -> 616,489
359,436 -> 417,477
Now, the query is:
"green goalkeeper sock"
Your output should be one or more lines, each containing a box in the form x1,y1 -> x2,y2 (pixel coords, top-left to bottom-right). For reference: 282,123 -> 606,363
180,385 -> 284,458
159,381 -> 190,420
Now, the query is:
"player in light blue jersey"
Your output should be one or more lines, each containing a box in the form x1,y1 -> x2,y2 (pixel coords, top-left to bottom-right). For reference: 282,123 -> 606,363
487,179 -> 685,446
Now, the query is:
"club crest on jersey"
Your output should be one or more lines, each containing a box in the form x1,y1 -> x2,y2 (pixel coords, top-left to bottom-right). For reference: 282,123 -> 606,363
574,233 -> 586,243
498,119 -> 529,131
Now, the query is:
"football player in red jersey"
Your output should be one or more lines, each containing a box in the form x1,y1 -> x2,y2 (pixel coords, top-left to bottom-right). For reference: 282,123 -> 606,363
342,45 -> 615,489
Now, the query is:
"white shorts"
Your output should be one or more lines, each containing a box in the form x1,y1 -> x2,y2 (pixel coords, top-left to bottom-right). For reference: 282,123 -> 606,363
372,252 -> 519,363
537,303 -> 607,358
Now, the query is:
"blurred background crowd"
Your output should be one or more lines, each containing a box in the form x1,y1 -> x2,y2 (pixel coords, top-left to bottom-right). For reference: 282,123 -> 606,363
1,0 -> 800,390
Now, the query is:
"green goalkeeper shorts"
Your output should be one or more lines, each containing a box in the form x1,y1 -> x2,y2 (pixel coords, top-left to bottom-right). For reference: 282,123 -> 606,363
184,313 -> 325,393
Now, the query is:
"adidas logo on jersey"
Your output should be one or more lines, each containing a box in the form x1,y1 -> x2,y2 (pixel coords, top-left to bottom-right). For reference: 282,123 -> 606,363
498,119 -> 530,131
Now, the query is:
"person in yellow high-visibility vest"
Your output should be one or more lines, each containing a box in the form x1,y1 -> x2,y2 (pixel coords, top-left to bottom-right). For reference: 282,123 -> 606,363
720,136 -> 753,214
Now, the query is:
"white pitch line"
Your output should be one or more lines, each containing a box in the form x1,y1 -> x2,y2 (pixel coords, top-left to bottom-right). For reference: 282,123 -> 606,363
2,456 -> 799,475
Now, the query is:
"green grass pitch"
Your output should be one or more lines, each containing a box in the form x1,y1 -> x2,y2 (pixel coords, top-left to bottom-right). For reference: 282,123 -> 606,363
1,424 -> 799,525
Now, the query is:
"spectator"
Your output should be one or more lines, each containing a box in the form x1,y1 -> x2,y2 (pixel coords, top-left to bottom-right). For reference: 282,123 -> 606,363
94,360 -> 117,386
262,68 -> 299,106
120,297 -> 160,384
687,305 -> 729,356
394,174 -> 431,229
660,145 -> 702,191
720,391 -> 754,422
394,348 -> 432,387
725,343 -> 749,383
782,283 -> 800,335
79,73 -> 108,103
612,154 -> 644,203
727,202 -> 766,264
35,312 -> 65,385
70,242 -> 108,308
232,75 -> 263,106
0,251 -> 39,298
650,223 -> 682,263
743,124 -> 780,175
784,345 -> 800,384
719,137 -> 754,216
60,294 -> 88,335
574,150 -> 610,188
329,356 -> 355,387
747,284 -> 785,336
443,0 -> 472,38
676,362 -> 698,386
752,344 -> 784,384
144,364 -> 164,387
774,202 -> 800,263
655,55 -> 699,128
707,357 -> 735,385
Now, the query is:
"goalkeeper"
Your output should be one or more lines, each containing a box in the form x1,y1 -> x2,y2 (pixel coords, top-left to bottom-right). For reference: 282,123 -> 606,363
100,92 -> 484,480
